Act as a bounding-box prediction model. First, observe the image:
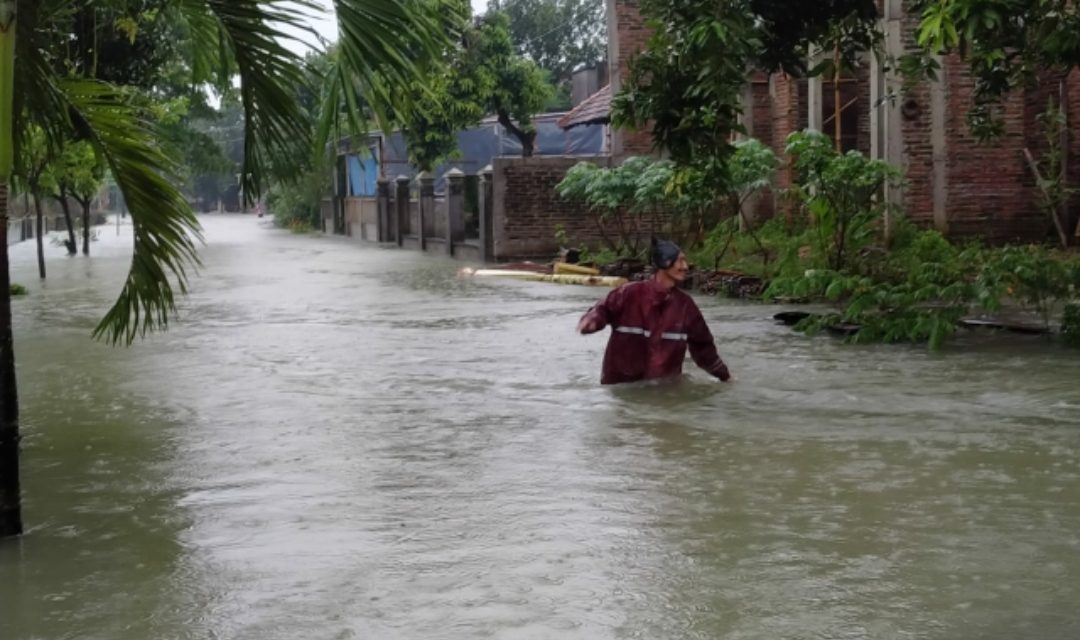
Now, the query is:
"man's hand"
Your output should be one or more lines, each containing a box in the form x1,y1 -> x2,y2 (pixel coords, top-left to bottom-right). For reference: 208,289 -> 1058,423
716,363 -> 732,382
578,316 -> 599,334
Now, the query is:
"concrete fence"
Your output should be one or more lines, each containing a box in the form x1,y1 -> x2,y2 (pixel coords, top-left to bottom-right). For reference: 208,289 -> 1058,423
329,156 -> 633,263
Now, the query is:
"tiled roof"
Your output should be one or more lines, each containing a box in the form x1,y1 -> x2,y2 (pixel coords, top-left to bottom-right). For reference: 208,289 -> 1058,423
556,85 -> 612,130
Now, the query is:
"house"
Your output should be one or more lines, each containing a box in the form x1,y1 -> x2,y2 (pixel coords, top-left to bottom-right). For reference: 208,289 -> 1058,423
570,0 -> 1080,243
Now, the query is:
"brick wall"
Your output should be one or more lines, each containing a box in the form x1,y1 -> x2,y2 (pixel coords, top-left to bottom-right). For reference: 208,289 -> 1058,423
608,0 -> 656,159
937,55 -> 1039,241
603,0 -> 1076,244
492,156 -> 670,260
748,75 -> 776,220
769,73 -> 808,220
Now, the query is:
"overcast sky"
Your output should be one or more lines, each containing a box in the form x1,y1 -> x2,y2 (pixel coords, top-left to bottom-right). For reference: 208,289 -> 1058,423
284,0 -> 491,52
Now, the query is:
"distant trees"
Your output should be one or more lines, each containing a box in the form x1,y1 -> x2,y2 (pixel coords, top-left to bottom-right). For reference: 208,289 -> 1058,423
400,8 -> 551,169
494,0 -> 606,84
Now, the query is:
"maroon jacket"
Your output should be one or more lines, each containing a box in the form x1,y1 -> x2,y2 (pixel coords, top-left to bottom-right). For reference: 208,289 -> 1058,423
580,280 -> 730,385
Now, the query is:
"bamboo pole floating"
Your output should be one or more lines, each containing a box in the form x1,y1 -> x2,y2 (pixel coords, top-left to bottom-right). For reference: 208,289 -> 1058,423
460,268 -> 627,287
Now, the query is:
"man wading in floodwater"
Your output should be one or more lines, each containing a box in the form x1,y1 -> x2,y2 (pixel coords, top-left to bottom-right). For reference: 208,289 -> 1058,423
577,238 -> 733,385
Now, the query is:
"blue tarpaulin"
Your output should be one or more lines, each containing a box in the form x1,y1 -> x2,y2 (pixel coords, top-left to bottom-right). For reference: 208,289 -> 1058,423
346,149 -> 379,196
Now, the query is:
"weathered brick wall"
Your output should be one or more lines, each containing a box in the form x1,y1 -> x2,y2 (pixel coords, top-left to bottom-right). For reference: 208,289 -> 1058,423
1024,69 -> 1080,241
492,156 -> 671,260
1066,69 -> 1080,238
938,55 -> 1038,242
769,73 -> 808,220
603,0 -> 1075,243
748,75 -> 776,220
493,156 -> 612,259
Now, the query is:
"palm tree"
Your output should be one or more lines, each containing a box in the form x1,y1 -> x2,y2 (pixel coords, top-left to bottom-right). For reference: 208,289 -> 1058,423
0,0 -> 450,538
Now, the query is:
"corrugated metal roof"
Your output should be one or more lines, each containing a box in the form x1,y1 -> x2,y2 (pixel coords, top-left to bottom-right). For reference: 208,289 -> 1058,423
556,84 -> 612,130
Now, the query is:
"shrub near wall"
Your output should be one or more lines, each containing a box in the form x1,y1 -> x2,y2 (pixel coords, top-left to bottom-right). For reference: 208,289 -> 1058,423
493,156 -> 660,259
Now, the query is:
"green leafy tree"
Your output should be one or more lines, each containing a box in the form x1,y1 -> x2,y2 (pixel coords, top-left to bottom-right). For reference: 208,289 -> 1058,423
911,0 -> 1080,139
786,130 -> 902,271
493,0 -> 605,84
0,0 -> 452,538
398,0 -> 485,171
613,0 -> 879,184
400,9 -> 551,165
45,140 -> 106,255
464,12 -> 552,157
17,125 -> 50,278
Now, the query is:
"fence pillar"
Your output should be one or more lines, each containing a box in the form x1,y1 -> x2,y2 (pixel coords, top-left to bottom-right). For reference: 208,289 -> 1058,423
395,175 -> 410,247
478,165 -> 494,263
376,177 -> 392,243
417,171 -> 434,251
445,168 -> 465,256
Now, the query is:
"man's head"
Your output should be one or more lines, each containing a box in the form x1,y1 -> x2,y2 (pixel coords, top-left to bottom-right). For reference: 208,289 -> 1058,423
651,237 -> 689,287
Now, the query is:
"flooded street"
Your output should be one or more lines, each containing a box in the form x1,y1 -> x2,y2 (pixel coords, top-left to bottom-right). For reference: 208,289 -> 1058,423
1,214 -> 1079,639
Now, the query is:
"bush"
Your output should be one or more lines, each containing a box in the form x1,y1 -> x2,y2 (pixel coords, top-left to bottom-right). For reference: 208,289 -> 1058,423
785,130 -> 903,272
556,140 -> 778,258
265,157 -> 331,231
764,230 -> 1080,349
1063,303 -> 1080,347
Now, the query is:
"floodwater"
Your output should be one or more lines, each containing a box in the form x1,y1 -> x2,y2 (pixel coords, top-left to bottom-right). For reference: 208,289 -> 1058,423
1,215 -> 1079,640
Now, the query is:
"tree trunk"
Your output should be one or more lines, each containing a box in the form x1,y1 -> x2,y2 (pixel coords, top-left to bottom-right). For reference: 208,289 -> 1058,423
33,192 -> 44,278
57,190 -> 76,255
81,198 -> 90,255
496,110 -> 536,158
0,181 -> 21,538
1,0 -> 25,538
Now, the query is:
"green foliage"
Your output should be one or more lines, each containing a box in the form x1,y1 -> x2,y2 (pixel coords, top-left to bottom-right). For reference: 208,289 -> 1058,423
729,138 -> 779,195
976,245 -> 1080,330
465,11 -> 552,156
576,245 -> 619,265
692,216 -> 808,277
396,0 -> 481,171
555,157 -> 657,257
556,140 -> 778,257
42,140 -> 105,203
1063,303 -> 1080,347
1029,99 -> 1076,249
494,0 -> 605,84
6,0 -> 454,343
764,228 -> 1080,349
612,0 -> 879,184
9,284 -> 28,297
266,153 -> 331,231
910,0 -> 1080,139
785,130 -> 903,271
397,7 -> 552,167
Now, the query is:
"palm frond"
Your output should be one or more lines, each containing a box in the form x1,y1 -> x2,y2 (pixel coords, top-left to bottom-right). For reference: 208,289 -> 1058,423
59,80 -> 203,345
315,0 -> 459,150
178,0 -> 318,203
